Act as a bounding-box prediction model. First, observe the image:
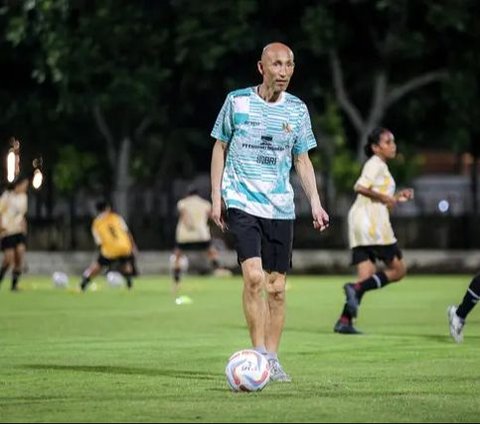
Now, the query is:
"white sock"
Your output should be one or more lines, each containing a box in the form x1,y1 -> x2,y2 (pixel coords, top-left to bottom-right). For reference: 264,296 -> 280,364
266,352 -> 278,361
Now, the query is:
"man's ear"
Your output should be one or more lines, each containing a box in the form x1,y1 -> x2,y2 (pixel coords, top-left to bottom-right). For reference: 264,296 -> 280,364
257,61 -> 264,76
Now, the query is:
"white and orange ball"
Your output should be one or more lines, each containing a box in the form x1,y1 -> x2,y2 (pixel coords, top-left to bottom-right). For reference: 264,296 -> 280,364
225,349 -> 270,392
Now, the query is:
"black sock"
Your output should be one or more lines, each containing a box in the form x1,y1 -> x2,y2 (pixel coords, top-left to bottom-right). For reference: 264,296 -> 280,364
456,275 -> 480,320
11,270 -> 21,290
0,265 -> 8,283
340,304 -> 352,322
173,268 -> 181,283
211,259 -> 220,270
130,257 -> 139,276
354,272 -> 389,297
125,275 -> 133,289
80,276 -> 91,291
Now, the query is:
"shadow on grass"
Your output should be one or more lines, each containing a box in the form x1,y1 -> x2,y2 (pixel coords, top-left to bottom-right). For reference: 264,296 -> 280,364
297,327 -> 480,343
371,332 -> 480,343
20,364 -> 219,380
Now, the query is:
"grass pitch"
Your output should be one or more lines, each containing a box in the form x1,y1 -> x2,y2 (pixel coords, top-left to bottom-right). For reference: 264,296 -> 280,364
0,273 -> 478,422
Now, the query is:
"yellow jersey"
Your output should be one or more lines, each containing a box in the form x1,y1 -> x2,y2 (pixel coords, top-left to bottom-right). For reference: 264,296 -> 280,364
92,211 -> 132,258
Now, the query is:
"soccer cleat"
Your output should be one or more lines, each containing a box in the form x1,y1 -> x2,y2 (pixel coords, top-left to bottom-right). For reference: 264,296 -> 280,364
333,319 -> 362,335
268,359 -> 291,383
343,283 -> 360,318
447,305 -> 465,343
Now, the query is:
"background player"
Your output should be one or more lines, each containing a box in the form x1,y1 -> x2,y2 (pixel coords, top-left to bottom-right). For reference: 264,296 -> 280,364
333,127 -> 414,334
79,200 -> 138,291
171,184 -> 224,303
0,175 -> 29,291
447,274 -> 480,343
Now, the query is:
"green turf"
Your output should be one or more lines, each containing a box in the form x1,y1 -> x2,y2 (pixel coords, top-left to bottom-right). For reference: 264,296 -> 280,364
0,274 -> 478,422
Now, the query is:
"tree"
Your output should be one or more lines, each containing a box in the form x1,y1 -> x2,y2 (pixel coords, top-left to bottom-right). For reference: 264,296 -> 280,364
3,0 -> 260,221
4,0 -> 172,220
53,144 -> 98,248
302,0 -> 448,159
435,1 -> 480,213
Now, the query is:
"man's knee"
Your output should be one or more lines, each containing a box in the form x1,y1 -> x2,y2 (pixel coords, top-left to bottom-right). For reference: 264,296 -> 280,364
243,264 -> 264,292
3,251 -> 14,265
266,274 -> 286,301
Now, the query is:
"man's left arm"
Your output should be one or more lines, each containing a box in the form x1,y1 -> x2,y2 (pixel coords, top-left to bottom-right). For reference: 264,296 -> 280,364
294,152 -> 329,231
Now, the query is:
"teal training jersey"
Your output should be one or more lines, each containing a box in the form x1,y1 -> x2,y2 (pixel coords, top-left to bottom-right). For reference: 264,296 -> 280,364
211,86 -> 317,219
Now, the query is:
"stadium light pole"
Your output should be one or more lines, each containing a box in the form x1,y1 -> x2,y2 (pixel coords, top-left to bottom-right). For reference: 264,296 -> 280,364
6,137 -> 20,183
32,157 -> 44,190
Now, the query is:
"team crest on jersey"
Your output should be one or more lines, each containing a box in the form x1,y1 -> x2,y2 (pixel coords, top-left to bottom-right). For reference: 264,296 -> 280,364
282,122 -> 292,133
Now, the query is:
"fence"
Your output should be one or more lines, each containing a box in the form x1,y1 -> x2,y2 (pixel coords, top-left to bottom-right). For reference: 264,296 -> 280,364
24,249 -> 480,275
27,215 -> 480,251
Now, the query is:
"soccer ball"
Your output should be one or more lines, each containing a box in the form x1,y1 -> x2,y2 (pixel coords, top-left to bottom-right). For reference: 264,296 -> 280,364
52,271 -> 69,288
106,271 -> 125,288
225,349 -> 270,392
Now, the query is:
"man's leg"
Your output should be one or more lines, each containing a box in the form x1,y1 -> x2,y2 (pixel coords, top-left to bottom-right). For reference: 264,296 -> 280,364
264,271 -> 286,353
80,262 -> 102,291
121,260 -> 134,290
448,274 -> 480,343
170,249 -> 185,301
264,271 -> 291,382
172,249 -> 183,284
241,257 -> 266,349
0,249 -> 14,287
207,245 -> 220,270
11,244 -> 26,291
455,274 -> 480,320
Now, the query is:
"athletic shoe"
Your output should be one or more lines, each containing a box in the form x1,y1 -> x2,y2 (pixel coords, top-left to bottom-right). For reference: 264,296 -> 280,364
268,359 -> 291,382
447,305 -> 465,343
333,319 -> 362,335
344,283 -> 360,318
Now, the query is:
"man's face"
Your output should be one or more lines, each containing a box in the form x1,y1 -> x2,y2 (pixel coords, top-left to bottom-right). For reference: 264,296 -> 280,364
258,47 -> 295,93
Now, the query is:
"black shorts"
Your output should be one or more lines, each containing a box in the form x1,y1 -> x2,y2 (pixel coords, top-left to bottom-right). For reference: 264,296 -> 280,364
176,241 -> 211,251
351,243 -> 403,266
1,233 -> 26,250
227,208 -> 293,273
97,254 -> 134,268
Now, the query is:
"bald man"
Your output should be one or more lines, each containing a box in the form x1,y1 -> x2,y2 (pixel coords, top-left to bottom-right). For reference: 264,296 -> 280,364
210,42 -> 329,383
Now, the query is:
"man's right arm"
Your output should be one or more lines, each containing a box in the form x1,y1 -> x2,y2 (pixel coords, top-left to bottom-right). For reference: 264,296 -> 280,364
210,140 -> 228,231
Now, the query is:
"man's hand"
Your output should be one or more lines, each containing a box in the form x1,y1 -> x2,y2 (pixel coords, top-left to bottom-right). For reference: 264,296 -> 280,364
211,200 -> 227,232
312,205 -> 329,232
